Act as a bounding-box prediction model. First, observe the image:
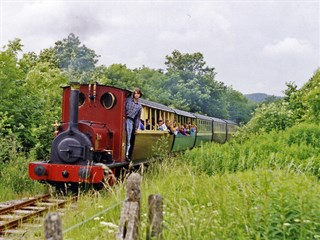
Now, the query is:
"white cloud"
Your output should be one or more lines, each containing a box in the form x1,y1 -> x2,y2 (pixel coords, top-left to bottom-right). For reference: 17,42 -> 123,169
262,38 -> 313,57
1,1 -> 319,96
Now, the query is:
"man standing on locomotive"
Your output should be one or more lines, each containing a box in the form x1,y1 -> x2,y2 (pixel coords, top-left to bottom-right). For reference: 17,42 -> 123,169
125,88 -> 143,162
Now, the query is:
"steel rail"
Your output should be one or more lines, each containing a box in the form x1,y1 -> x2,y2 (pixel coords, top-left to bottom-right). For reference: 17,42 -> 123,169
0,194 -> 50,215
0,194 -> 77,233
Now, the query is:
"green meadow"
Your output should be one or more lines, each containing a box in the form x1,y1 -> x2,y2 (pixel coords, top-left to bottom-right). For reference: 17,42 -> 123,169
3,123 -> 320,239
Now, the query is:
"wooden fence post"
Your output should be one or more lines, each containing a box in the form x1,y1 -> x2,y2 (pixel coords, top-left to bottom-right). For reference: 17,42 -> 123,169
44,212 -> 62,240
116,173 -> 142,240
147,194 -> 163,240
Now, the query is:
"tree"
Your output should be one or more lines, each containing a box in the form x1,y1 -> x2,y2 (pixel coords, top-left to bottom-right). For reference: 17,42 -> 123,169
4,38 -> 24,57
165,50 -> 215,77
134,66 -> 171,105
226,88 -> 254,124
54,33 -> 100,83
1,39 -> 68,159
104,64 -> 139,90
19,51 -> 39,74
164,50 -> 228,118
38,47 -> 59,68
301,69 -> 320,122
22,63 -> 67,159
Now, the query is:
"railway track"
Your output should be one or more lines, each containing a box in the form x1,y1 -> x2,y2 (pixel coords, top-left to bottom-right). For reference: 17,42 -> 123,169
0,194 -> 77,239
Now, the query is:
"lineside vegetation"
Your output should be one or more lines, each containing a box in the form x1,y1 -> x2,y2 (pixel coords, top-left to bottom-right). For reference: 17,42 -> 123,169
0,33 -> 319,238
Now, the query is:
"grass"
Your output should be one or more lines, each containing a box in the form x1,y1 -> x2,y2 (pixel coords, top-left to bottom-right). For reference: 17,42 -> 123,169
20,156 -> 320,240
0,153 -> 47,201
2,122 -> 320,239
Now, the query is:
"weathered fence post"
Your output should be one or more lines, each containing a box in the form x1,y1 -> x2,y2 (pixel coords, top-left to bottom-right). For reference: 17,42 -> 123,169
146,194 -> 163,240
116,173 -> 142,240
44,212 -> 62,240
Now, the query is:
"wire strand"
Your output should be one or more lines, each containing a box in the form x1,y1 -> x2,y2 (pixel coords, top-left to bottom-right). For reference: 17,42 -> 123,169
63,200 -> 124,234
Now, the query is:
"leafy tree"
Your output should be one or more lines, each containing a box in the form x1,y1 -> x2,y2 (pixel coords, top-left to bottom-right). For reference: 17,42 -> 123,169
243,101 -> 295,134
135,66 -> 172,105
226,88 -> 254,124
4,38 -> 24,57
38,47 -> 59,68
283,82 -> 305,122
241,69 -> 320,136
19,51 -> 39,74
104,64 -> 139,90
302,69 -> 320,122
165,50 -> 215,77
54,33 -> 100,83
1,39 -> 67,160
164,50 -> 228,118
0,50 -> 24,100
92,65 -> 112,85
0,39 -> 25,123
23,63 -> 67,159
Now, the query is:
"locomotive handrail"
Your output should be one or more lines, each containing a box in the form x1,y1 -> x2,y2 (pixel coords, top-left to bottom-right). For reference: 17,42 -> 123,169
80,120 -> 106,127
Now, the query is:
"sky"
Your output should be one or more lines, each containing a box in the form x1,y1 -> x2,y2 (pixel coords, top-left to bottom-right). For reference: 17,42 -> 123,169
1,0 -> 319,96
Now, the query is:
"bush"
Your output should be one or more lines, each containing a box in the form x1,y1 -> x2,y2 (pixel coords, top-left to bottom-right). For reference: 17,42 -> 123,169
182,122 -> 320,178
0,136 -> 46,199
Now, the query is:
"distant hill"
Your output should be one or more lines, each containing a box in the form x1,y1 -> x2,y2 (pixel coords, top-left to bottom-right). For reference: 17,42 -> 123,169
245,93 -> 281,103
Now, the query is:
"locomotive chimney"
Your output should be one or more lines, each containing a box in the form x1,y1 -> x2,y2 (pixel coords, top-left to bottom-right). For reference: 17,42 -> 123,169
68,82 -> 80,132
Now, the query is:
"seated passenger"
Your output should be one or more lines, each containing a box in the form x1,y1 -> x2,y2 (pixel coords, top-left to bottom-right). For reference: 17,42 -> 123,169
185,124 -> 191,135
172,120 -> 179,135
172,120 -> 177,129
178,125 -> 189,136
158,119 -> 167,131
139,119 -> 145,130
145,119 -> 153,130
165,120 -> 174,135
190,124 -> 197,134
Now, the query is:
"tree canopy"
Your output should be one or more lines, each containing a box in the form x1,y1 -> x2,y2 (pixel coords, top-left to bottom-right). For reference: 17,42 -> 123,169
0,34 -> 256,160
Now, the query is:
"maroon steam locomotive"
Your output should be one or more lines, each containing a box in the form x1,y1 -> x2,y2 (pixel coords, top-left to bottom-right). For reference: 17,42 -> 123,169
28,83 -> 237,191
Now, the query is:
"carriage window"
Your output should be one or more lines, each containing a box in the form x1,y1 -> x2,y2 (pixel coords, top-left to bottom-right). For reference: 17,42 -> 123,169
101,92 -> 116,109
79,92 -> 86,106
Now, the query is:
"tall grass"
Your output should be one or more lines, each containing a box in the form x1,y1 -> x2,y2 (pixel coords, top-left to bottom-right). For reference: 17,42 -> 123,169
3,122 -> 320,239
183,123 -> 320,177
142,158 -> 320,239
0,137 -> 46,200
21,157 -> 319,240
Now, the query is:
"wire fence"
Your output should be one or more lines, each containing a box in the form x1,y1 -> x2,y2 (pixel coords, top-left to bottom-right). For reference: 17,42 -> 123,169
63,200 -> 125,234
44,173 -> 163,240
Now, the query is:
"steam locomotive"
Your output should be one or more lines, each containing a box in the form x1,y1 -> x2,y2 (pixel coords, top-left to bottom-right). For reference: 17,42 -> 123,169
28,83 -> 237,191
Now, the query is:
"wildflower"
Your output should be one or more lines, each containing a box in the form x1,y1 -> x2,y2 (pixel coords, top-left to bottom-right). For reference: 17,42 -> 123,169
212,210 -> 219,215
100,221 -> 118,228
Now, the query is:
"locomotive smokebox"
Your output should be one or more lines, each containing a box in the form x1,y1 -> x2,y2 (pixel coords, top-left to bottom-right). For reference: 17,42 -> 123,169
68,82 -> 80,132
50,82 -> 93,165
